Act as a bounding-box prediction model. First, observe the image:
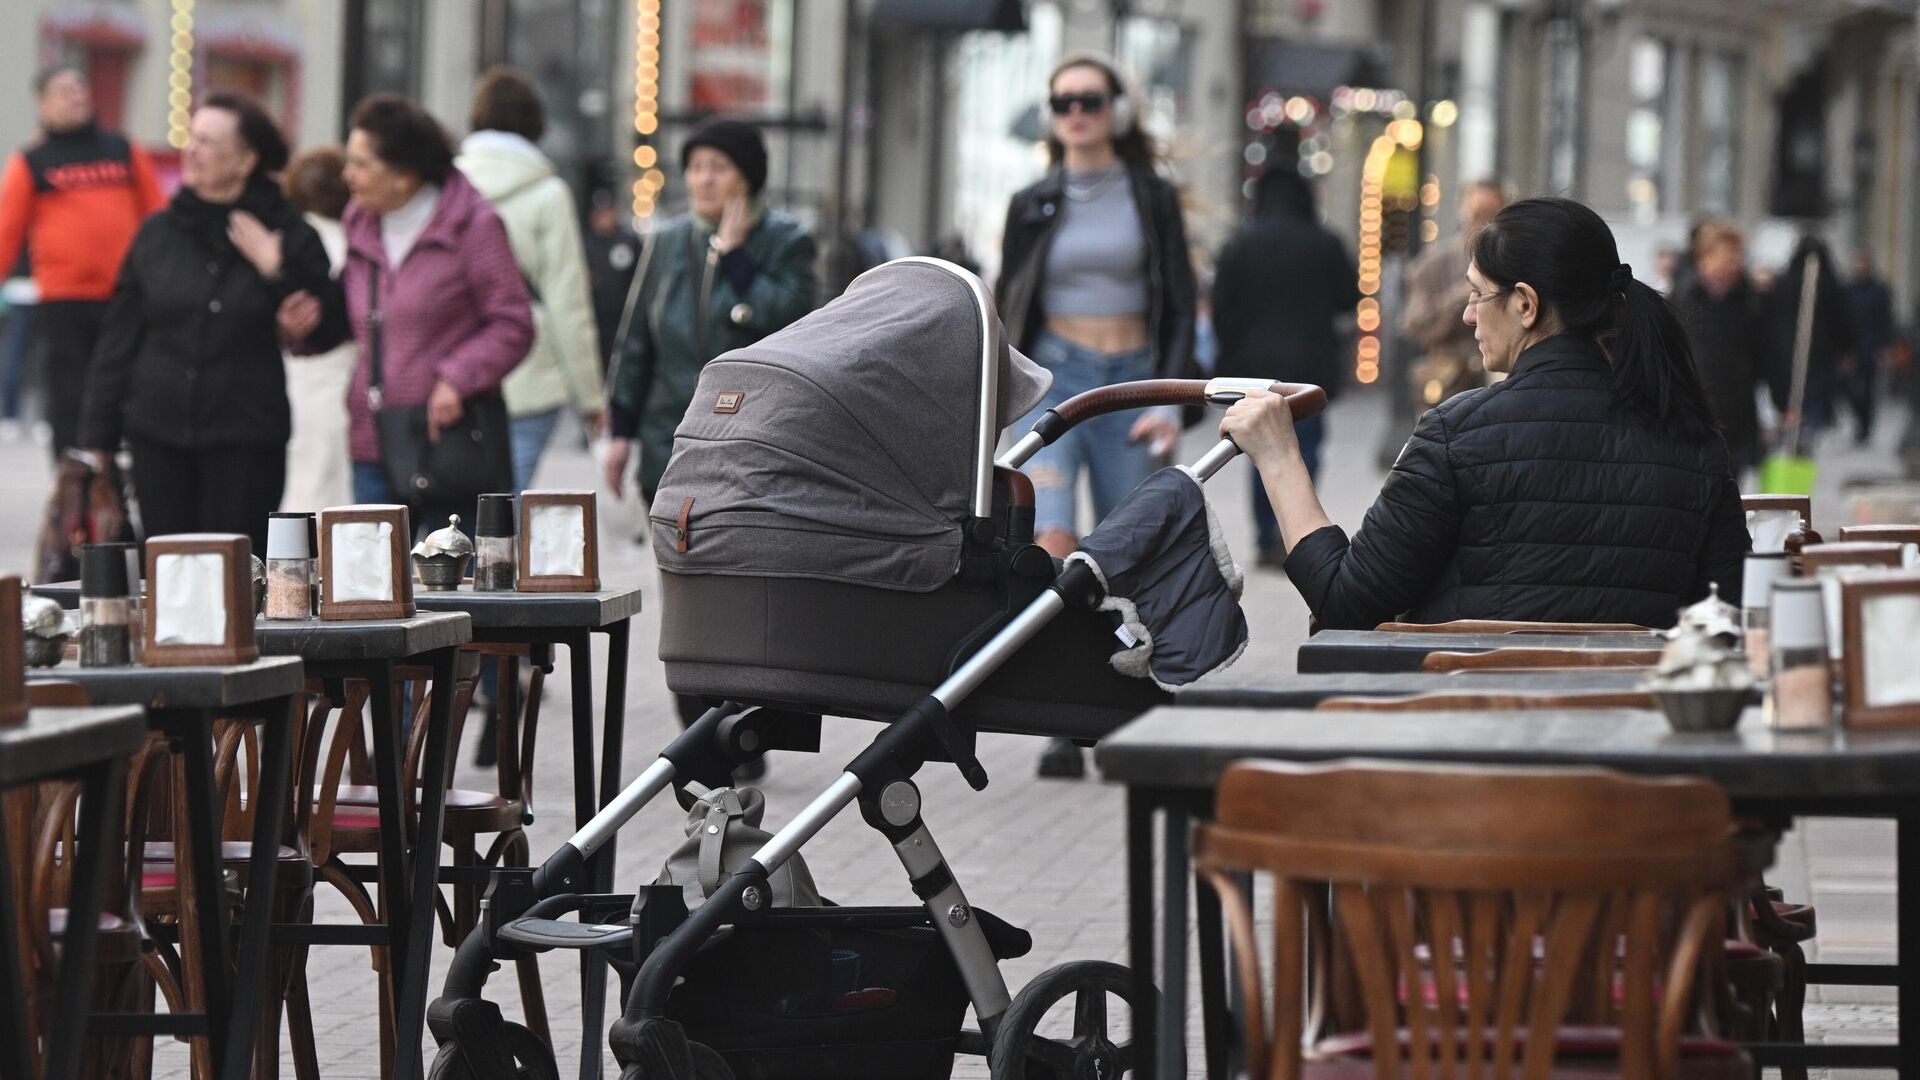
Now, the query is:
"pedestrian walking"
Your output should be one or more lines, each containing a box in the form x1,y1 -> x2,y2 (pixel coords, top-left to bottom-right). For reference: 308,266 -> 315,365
280,146 -> 358,512
1399,179 -> 1503,412
458,67 -> 605,494
1670,221 -> 1774,475
1222,197 -> 1748,630
602,115 -> 816,758
1844,250 -> 1895,446
337,94 -> 534,524
1766,236 -> 1853,438
78,91 -> 347,555
994,51 -> 1198,777
1211,168 -> 1357,568
0,66 -> 164,456
584,188 -> 641,372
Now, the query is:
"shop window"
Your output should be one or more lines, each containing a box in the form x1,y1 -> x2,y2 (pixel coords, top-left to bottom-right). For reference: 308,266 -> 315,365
1625,37 -> 1669,218
1697,51 -> 1742,215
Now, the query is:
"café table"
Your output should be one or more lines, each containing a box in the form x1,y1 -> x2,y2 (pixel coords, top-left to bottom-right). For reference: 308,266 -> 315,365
1097,705 -> 1920,1080
0,705 -> 146,1080
1294,628 -> 1663,672
25,658 -> 305,1080
408,584 -> 642,1078
1178,667 -> 1695,707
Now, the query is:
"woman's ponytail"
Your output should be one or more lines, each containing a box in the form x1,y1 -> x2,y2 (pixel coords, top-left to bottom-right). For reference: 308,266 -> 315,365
1610,275 -> 1718,442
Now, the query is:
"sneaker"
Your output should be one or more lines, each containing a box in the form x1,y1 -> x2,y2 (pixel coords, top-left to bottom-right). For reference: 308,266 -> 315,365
1036,737 -> 1085,779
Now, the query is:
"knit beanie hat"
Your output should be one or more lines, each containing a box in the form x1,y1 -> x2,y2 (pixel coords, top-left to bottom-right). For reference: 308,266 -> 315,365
680,117 -> 769,196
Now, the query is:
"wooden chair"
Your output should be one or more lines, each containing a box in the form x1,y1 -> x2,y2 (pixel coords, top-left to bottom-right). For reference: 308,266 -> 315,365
1375,621 -> 1657,635
1195,761 -> 1751,1080
1317,691 -> 1657,713
1835,524 -> 1920,545
1421,648 -> 1664,674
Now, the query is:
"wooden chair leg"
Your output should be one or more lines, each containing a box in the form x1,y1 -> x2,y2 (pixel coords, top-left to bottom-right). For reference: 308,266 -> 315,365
282,888 -> 321,1080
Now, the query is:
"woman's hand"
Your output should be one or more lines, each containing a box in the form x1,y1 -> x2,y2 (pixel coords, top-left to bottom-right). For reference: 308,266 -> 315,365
426,378 -> 464,441
1128,413 -> 1181,457
276,291 -> 322,343
715,187 -> 752,254
1219,387 -> 1302,467
603,437 -> 632,497
228,210 -> 284,279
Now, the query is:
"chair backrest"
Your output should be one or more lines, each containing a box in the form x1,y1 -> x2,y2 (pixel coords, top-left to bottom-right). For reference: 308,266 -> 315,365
1195,761 -> 1741,1080
1836,524 -> 1920,546
1317,691 -> 1656,713
1375,621 -> 1657,635
1421,648 -> 1664,673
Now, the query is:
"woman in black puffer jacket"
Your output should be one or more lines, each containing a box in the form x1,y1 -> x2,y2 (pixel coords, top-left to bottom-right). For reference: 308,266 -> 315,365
1221,197 -> 1748,630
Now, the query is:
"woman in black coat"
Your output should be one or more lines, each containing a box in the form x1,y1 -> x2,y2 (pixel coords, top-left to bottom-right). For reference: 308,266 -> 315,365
1221,197 -> 1748,630
1669,221 -> 1774,473
81,90 -> 345,553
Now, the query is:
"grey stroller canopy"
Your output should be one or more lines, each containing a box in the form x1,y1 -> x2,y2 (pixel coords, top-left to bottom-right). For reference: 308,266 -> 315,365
651,258 -> 1051,592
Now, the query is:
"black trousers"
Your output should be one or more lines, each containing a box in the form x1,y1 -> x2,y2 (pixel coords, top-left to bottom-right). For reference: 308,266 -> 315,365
128,439 -> 286,556
36,300 -> 110,457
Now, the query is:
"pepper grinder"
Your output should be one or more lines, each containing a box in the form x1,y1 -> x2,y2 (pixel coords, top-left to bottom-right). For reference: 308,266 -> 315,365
79,544 -> 135,667
474,494 -> 517,592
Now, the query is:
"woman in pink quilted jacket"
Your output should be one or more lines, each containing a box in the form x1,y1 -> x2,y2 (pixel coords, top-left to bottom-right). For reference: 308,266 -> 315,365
335,93 -> 533,510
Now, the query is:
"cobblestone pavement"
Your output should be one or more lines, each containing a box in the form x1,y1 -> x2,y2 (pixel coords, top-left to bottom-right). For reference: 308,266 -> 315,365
0,388 -> 1903,1077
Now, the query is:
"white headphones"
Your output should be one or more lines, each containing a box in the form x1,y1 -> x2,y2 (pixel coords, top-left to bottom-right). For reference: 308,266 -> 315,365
1054,52 -> 1135,138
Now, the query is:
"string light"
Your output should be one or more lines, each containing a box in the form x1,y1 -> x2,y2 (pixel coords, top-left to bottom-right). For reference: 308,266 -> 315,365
1353,134 -> 1396,385
167,0 -> 195,149
632,0 -> 662,217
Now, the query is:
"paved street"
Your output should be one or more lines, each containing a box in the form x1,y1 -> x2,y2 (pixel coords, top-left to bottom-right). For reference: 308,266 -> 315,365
0,386 -> 1904,1077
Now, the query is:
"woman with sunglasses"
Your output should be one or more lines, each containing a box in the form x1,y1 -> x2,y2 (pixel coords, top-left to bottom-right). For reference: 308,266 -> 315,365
997,52 -> 1197,778
1220,197 -> 1749,630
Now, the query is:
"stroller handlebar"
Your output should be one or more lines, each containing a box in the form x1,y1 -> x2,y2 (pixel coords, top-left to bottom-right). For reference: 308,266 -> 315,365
1000,378 -> 1328,469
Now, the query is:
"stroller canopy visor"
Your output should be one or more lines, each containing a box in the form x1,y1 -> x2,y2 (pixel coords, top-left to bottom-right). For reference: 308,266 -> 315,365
651,258 -> 1052,592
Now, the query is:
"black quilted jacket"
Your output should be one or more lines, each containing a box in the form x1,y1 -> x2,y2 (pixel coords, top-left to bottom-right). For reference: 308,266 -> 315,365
1284,334 -> 1749,630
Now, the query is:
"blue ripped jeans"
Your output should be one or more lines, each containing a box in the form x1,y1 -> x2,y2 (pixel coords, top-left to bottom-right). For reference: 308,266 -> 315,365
1012,330 -> 1168,538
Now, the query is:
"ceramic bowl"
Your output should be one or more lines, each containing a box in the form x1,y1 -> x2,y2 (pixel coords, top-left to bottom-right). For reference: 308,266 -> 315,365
1652,686 -> 1748,733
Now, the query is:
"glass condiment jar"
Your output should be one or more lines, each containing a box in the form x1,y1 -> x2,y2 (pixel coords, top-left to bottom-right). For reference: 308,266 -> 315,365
1767,578 -> 1831,730
79,543 -> 134,668
474,493 -> 517,592
265,512 -> 315,619
1741,552 -> 1791,678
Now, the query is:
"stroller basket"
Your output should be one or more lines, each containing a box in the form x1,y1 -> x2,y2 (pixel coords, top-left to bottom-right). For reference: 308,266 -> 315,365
647,887 -> 1032,1080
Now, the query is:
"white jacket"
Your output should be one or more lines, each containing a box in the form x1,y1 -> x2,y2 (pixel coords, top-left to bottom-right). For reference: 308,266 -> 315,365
456,131 -> 606,418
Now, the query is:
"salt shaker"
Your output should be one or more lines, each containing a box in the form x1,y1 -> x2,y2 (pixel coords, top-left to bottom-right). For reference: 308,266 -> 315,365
474,494 -> 517,592
1741,552 -> 1791,678
266,513 -> 314,619
79,543 -> 135,667
1768,578 -> 1831,730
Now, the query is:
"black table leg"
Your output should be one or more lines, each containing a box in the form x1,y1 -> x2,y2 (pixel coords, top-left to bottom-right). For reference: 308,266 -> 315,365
1128,789 -> 1157,1079
597,619 -> 630,891
1901,815 -> 1918,1080
179,720 -> 232,1079
1196,855 -> 1230,1080
366,661 -> 416,1078
1160,803 -> 1190,1080
220,700 -> 295,1080
567,629 -> 606,1080
392,648 -> 458,1080
43,757 -> 126,1080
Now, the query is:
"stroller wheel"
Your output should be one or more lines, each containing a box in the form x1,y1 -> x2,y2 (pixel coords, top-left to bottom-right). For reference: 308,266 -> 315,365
618,1041 -> 734,1080
427,1023 -> 560,1080
988,960 -> 1153,1080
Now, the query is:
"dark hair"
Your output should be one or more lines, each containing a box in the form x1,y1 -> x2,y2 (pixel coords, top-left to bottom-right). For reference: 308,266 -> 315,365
349,93 -> 456,184
1255,167 -> 1315,220
33,66 -> 82,97
201,89 -> 290,181
1044,54 -> 1159,171
1471,197 -> 1719,442
469,66 -> 546,142
284,145 -> 350,220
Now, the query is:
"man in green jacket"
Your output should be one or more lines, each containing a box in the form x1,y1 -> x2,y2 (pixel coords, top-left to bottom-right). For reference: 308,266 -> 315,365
604,117 -> 816,501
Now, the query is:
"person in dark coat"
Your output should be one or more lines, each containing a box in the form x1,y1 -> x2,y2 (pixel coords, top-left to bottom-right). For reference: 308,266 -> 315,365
80,91 -> 346,553
583,188 -> 640,372
1843,250 -> 1895,445
1221,197 -> 1748,630
1211,167 -> 1357,566
1670,220 -> 1773,474
1767,235 -> 1854,436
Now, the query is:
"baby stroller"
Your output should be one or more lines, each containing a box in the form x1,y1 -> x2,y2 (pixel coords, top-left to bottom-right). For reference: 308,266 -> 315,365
425,258 -> 1326,1080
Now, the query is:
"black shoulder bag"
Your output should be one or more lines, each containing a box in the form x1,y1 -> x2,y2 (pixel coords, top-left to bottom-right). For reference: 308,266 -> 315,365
366,260 -> 514,510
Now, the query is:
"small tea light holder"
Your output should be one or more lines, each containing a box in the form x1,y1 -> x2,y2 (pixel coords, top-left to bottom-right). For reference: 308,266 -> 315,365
517,490 -> 599,592
319,505 -> 416,620
1,576 -> 26,726
144,534 -> 260,667
473,494 -> 517,592
1840,573 -> 1920,728
265,513 -> 314,619
412,514 -> 475,591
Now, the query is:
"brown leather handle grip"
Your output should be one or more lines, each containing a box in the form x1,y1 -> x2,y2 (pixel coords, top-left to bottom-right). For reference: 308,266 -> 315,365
1050,379 -> 1328,427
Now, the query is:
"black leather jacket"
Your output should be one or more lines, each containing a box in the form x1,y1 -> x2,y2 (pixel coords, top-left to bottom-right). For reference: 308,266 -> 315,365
1283,335 -> 1749,630
994,163 -> 1197,383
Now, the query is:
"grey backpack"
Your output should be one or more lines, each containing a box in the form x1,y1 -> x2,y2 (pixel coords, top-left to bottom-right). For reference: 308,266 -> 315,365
645,785 -> 821,913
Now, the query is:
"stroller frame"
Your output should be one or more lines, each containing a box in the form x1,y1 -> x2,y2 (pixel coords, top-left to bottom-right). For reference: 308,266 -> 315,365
425,258 -> 1322,1080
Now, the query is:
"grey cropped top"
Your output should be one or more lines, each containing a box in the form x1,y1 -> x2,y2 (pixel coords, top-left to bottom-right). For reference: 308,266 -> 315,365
1041,167 -> 1149,318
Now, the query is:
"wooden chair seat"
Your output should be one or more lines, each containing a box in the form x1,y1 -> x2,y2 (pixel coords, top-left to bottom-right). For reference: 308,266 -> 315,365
1421,648 -> 1664,673
47,909 -> 146,966
324,788 -> 525,838
1308,1028 -> 1749,1080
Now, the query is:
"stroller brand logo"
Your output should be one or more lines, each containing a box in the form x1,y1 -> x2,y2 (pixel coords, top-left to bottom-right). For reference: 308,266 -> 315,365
714,391 -> 746,414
